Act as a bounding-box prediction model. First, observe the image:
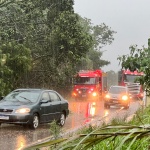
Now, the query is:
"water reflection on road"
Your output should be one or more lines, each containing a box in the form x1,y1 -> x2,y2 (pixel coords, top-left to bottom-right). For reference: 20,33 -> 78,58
0,99 -> 141,150
64,100 -> 105,130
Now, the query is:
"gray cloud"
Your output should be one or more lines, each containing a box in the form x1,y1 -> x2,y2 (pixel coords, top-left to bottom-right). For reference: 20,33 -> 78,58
74,0 -> 150,72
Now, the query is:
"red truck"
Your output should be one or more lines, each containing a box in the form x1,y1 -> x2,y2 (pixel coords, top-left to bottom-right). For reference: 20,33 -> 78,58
72,70 -> 107,100
118,69 -> 144,100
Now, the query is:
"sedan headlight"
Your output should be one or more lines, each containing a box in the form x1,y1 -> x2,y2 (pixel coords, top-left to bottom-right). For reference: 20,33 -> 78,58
122,95 -> 128,101
15,108 -> 30,114
105,94 -> 110,99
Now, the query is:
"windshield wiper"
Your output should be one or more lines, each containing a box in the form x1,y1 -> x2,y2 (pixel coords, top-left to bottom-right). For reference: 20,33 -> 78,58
19,96 -> 32,103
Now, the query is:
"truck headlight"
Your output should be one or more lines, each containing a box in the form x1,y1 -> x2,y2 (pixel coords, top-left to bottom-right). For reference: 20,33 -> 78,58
92,92 -> 97,97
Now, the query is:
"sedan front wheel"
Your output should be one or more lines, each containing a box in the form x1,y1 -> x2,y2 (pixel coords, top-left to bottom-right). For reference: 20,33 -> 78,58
29,113 -> 39,129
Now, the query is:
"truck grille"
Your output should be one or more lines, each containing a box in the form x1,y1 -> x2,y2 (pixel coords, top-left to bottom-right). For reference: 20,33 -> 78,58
127,83 -> 141,96
80,88 -> 87,94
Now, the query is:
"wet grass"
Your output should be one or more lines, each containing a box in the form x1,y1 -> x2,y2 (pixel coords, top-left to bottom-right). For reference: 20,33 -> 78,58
24,98 -> 150,150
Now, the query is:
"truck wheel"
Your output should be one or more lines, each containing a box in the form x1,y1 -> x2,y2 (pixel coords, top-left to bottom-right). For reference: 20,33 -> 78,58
29,113 -> 39,129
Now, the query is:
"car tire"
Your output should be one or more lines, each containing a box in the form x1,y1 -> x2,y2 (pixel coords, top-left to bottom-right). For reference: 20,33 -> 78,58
124,104 -> 129,109
104,103 -> 110,109
29,113 -> 39,129
107,104 -> 110,109
57,113 -> 66,126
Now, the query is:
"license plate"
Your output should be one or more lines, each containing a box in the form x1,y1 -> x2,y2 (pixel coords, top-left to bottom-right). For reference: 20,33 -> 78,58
82,95 -> 86,97
0,115 -> 9,120
113,101 -> 118,103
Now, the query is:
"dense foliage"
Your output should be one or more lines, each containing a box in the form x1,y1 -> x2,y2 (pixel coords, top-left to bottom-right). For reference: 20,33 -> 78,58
0,0 -> 116,95
77,17 -> 116,70
0,42 -> 31,95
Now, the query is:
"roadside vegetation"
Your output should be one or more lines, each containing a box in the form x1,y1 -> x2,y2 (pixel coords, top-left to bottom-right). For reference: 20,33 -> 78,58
0,0 -> 116,97
24,100 -> 150,150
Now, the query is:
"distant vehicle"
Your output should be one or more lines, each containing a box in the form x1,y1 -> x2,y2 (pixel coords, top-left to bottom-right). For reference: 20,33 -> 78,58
72,70 -> 107,100
104,85 -> 131,109
118,69 -> 144,100
0,89 -> 69,129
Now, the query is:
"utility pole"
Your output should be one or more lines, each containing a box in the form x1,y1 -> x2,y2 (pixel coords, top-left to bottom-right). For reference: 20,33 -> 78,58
144,38 -> 150,107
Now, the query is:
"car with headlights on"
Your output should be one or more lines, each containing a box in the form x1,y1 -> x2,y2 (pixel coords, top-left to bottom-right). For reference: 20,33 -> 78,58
0,89 -> 69,129
104,86 -> 131,109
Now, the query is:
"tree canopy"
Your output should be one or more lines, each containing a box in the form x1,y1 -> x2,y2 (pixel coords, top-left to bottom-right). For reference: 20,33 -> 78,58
76,17 -> 116,70
0,41 -> 31,95
0,0 -> 116,95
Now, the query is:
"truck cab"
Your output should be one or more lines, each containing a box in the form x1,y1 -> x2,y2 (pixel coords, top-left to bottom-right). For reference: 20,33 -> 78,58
72,70 -> 107,100
118,69 -> 144,100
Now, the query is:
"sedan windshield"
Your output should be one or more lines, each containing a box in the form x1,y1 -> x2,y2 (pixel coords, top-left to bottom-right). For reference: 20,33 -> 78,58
4,91 -> 40,103
109,87 -> 126,94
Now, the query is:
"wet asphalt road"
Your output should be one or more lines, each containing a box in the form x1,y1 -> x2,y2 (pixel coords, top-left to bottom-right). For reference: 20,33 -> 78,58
0,99 -> 143,150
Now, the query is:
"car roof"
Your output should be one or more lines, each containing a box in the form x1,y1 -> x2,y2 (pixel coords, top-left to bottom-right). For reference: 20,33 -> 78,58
109,86 -> 128,93
13,88 -> 55,92
109,86 -> 128,91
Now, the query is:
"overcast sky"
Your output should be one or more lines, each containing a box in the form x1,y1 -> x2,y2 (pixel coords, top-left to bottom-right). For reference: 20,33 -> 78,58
73,0 -> 150,72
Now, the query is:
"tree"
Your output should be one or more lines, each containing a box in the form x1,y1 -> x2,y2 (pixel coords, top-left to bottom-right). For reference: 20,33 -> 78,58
117,39 -> 150,96
76,17 -> 116,70
88,50 -> 110,69
0,0 -> 92,90
0,0 -> 116,94
0,41 -> 32,96
106,70 -> 118,88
